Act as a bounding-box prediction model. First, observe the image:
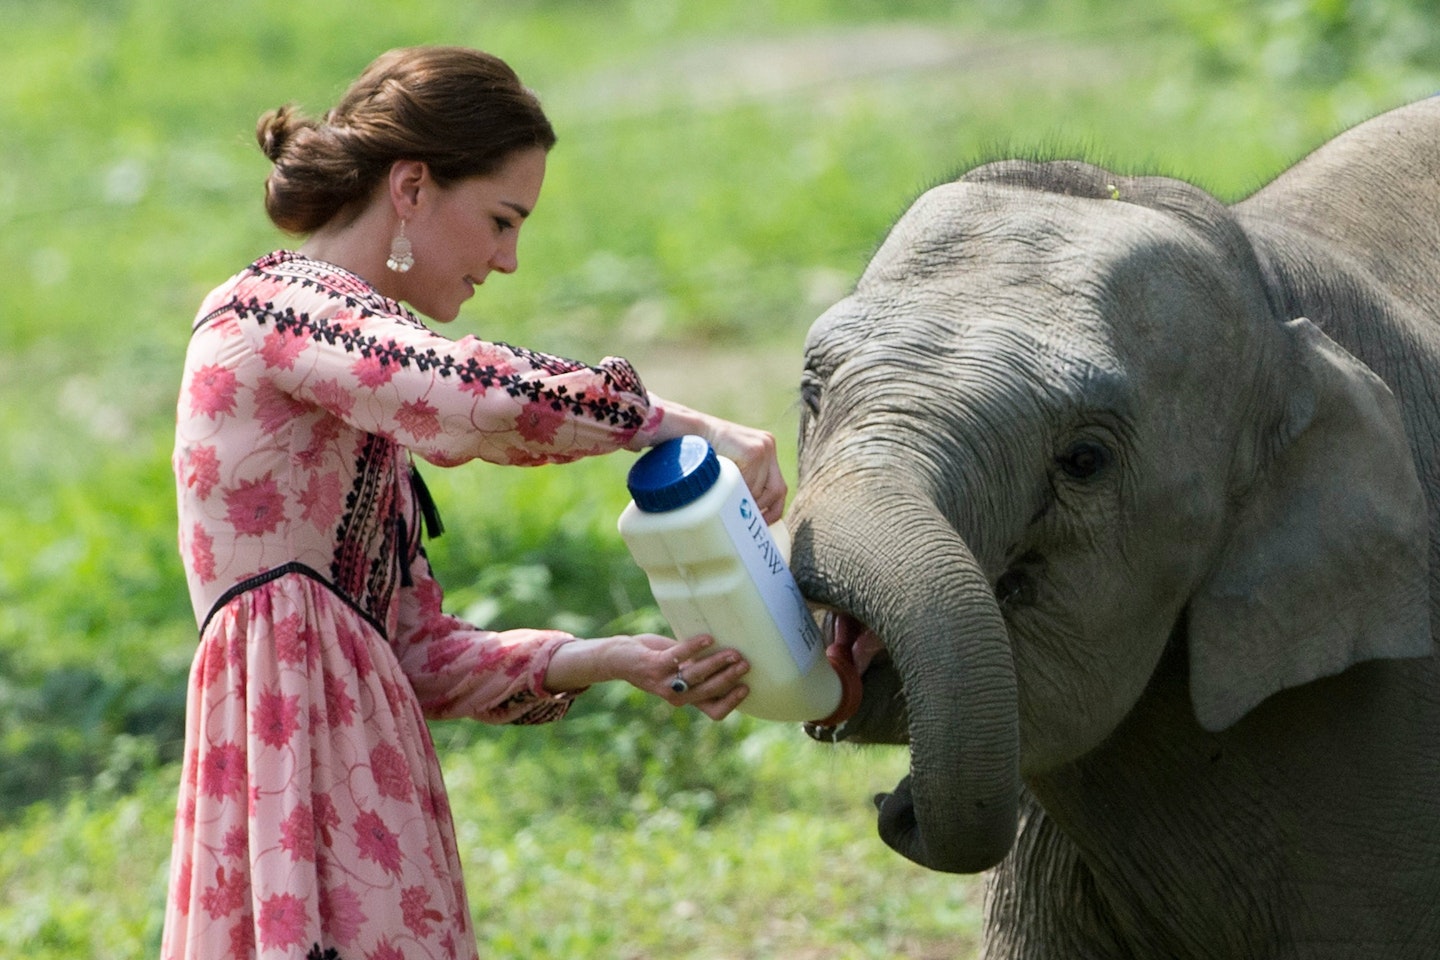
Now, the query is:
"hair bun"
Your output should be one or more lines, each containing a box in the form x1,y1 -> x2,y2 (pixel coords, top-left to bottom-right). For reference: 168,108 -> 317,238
255,104 -> 301,162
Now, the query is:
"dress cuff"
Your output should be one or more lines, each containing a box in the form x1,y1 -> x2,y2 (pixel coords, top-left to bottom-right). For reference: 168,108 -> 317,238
625,402 -> 667,452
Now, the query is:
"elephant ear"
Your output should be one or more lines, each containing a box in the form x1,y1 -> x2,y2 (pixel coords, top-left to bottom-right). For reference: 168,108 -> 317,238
1187,317 -> 1431,732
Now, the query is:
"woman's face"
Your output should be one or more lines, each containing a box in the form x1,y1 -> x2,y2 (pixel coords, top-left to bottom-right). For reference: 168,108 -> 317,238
401,146 -> 547,322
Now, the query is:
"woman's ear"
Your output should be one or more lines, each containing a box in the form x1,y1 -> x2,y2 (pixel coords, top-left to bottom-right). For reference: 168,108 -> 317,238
388,159 -> 427,217
1187,318 -> 1432,732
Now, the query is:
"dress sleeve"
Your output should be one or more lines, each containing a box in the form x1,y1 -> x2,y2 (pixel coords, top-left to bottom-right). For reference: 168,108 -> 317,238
390,546 -> 584,725
232,283 -> 660,467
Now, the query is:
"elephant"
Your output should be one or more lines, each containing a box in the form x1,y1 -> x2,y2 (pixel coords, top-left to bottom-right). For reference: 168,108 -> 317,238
789,96 -> 1440,958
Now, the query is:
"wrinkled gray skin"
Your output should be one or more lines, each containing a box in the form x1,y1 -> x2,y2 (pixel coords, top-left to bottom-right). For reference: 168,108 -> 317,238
790,97 -> 1440,958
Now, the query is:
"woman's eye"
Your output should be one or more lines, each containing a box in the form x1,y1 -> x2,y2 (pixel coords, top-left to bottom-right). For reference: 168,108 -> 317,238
494,217 -> 515,233
1058,441 -> 1110,480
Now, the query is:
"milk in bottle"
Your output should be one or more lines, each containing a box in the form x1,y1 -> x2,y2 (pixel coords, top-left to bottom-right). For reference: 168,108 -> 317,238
618,436 -> 859,724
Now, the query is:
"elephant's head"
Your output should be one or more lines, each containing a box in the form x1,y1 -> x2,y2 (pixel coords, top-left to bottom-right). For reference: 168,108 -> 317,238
789,160 -> 1431,873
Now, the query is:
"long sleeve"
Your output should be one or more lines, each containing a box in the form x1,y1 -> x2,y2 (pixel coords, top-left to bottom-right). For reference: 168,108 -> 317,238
390,545 -> 583,725
224,256 -> 658,468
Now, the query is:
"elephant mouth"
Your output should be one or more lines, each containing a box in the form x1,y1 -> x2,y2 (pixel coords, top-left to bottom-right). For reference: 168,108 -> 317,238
803,610 -> 899,742
827,609 -> 888,677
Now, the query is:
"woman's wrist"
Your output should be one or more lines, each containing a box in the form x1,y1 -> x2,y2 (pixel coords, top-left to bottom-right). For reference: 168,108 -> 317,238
543,637 -> 621,693
639,394 -> 716,446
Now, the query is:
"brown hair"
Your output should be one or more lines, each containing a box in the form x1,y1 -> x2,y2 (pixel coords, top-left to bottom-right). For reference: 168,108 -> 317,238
255,46 -> 557,234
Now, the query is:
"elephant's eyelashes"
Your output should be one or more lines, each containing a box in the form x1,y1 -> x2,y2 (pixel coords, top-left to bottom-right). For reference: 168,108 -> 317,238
799,375 -> 823,416
1057,441 -> 1111,480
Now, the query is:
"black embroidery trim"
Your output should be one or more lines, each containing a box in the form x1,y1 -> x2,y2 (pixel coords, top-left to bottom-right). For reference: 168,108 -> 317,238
254,251 -> 408,319
227,287 -> 647,430
198,562 -> 386,639
510,697 -> 572,725
329,433 -> 399,626
306,944 -> 342,960
192,304 -> 230,334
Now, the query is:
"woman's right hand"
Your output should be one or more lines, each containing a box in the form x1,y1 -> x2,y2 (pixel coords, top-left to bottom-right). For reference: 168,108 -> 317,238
701,419 -> 787,525
644,394 -> 788,524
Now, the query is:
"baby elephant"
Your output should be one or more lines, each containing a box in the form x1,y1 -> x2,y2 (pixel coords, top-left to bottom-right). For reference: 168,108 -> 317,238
791,97 -> 1440,958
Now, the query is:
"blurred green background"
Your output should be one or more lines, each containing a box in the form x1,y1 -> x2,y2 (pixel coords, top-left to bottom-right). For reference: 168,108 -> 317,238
1,1 -> 1435,957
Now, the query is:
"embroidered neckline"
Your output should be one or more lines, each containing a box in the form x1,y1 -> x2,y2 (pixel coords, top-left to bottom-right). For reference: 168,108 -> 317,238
252,250 -> 426,329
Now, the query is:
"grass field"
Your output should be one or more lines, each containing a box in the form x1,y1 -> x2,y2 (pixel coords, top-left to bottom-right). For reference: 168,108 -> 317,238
1,0 -> 1436,956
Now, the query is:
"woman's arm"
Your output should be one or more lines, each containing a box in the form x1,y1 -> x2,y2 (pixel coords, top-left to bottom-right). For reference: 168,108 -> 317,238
233,271 -> 657,467
392,548 -> 750,724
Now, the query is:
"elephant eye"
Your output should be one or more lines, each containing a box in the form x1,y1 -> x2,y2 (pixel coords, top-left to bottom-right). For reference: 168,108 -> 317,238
800,376 -> 822,417
1057,440 -> 1110,480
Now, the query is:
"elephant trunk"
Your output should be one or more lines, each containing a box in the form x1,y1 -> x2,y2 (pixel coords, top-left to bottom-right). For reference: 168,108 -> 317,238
792,476 -> 1019,873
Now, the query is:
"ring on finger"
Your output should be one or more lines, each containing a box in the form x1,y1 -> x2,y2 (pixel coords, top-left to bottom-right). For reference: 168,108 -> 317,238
670,667 -> 689,695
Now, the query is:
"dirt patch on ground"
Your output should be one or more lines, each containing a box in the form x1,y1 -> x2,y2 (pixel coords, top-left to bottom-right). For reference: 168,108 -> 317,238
560,22 -> 1117,119
550,21 -> 1125,428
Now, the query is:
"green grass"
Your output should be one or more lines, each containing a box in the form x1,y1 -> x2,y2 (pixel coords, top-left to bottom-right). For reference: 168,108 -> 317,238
1,0 -> 1436,956
0,731 -> 980,960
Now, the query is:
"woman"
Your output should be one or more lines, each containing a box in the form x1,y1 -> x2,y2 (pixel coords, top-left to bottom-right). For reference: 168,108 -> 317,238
163,46 -> 783,960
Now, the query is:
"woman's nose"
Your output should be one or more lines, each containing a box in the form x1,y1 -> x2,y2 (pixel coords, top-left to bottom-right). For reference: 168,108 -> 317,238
491,239 -> 519,274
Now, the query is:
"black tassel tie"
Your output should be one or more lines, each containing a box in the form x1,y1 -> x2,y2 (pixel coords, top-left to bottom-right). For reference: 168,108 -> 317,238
400,463 -> 445,588
409,463 -> 446,539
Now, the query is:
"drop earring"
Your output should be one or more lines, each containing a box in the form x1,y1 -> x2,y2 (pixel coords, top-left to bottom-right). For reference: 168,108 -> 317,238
386,220 -> 414,273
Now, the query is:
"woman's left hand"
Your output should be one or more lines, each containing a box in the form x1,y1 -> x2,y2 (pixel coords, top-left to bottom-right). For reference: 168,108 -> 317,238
635,633 -> 751,719
544,633 -> 750,720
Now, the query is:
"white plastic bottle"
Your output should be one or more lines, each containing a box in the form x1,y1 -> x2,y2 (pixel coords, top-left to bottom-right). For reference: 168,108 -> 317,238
618,436 -> 859,724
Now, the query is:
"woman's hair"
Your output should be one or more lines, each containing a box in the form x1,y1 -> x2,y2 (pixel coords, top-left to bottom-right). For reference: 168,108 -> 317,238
255,46 -> 557,234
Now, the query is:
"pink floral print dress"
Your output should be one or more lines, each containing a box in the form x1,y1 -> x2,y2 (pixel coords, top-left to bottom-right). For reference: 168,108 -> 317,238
162,252 -> 664,960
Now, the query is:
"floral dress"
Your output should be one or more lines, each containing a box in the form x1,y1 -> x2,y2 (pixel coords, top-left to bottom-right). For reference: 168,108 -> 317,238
162,251 -> 663,960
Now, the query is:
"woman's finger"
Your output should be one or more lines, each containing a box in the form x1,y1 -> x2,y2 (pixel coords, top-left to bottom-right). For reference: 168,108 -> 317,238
665,648 -> 748,705
682,646 -> 744,684
665,633 -> 716,664
694,683 -> 749,721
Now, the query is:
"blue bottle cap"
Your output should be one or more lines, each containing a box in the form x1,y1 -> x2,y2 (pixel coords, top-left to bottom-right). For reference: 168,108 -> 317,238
626,435 -> 721,512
